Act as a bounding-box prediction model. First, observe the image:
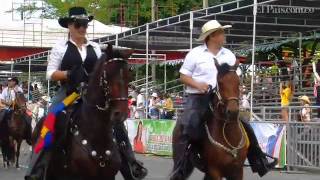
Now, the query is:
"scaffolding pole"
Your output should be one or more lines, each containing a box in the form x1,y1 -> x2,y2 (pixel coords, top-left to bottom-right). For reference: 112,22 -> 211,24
250,0 -> 257,119
164,54 -> 167,93
27,56 -> 31,102
190,12 -> 193,50
145,24 -> 149,119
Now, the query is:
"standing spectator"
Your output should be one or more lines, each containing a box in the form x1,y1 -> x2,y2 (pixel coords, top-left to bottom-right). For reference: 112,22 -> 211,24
148,92 -> 159,119
298,96 -> 311,122
312,53 -> 320,118
136,89 -> 145,119
280,81 -> 294,121
32,84 -> 41,103
128,96 -> 133,118
240,86 -> 251,111
163,93 -> 174,119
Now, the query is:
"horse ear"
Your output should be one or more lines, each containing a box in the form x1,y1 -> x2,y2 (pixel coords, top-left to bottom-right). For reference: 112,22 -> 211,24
104,43 -> 113,61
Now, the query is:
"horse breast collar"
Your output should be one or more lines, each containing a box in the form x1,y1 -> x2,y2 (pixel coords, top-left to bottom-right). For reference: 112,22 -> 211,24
70,123 -> 114,168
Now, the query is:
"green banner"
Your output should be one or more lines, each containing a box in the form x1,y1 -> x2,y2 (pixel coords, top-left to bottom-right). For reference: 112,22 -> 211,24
126,119 -> 176,156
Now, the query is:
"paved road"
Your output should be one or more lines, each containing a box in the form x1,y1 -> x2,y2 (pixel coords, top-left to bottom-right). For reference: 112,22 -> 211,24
0,143 -> 319,180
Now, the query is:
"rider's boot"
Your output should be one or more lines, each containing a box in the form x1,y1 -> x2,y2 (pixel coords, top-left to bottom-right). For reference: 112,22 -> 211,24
24,114 -> 33,145
114,122 -> 148,180
241,120 -> 278,177
170,132 -> 193,180
25,150 -> 51,180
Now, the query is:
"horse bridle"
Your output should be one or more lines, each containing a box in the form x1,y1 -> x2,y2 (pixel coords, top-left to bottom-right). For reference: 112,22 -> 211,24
94,58 -> 129,111
205,68 -> 246,158
210,68 -> 240,114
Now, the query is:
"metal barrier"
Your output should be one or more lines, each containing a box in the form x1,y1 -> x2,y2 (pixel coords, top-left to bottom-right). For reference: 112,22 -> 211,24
287,122 -> 320,171
149,105 -> 320,171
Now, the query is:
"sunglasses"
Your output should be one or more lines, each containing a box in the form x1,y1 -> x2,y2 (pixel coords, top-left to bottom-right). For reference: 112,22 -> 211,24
72,19 -> 89,29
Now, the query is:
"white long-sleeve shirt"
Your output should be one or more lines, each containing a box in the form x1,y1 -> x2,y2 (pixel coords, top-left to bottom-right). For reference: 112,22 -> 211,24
179,44 -> 236,94
0,86 -> 23,107
46,39 -> 102,80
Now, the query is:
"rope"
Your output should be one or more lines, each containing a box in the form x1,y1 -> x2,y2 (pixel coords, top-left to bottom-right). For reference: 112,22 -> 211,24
204,120 -> 246,158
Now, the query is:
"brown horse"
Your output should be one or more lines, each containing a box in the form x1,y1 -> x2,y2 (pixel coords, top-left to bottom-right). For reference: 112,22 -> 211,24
172,60 -> 249,180
7,91 -> 32,168
31,45 -> 130,180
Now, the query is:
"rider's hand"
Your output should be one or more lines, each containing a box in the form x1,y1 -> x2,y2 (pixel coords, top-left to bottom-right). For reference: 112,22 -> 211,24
196,82 -> 209,94
67,65 -> 88,86
317,77 -> 320,83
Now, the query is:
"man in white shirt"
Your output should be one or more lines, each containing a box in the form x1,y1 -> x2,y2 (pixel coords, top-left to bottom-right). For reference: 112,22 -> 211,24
171,20 -> 277,179
0,77 -> 23,123
136,88 -> 146,118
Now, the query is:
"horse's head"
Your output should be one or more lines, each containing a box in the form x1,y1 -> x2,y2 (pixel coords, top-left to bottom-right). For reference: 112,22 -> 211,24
87,44 -> 132,123
213,58 -> 240,121
13,92 -> 27,112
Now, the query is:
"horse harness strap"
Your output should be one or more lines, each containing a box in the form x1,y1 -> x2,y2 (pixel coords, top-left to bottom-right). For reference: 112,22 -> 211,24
80,58 -> 128,112
70,123 -> 114,168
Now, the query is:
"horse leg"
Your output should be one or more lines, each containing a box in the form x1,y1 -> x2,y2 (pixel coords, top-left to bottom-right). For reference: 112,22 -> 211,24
206,169 -> 222,180
15,139 -> 22,168
226,168 -> 243,180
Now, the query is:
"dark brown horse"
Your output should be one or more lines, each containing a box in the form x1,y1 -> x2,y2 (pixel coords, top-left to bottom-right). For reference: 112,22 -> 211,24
172,60 -> 249,180
32,45 -> 131,180
7,91 -> 32,168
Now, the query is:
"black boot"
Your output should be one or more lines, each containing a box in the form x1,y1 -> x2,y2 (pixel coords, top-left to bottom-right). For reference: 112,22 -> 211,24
114,122 -> 148,180
241,120 -> 278,177
25,150 -> 51,180
24,114 -> 33,145
170,134 -> 193,180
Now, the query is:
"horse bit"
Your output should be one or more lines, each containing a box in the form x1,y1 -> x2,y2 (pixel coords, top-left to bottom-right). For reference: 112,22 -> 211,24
205,69 -> 247,158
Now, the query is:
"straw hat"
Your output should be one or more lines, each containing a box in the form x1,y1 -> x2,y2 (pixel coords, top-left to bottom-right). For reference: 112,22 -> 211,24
298,96 -> 310,104
196,20 -> 232,41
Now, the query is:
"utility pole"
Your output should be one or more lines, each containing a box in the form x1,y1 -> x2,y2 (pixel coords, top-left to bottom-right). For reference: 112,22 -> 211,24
203,0 -> 208,8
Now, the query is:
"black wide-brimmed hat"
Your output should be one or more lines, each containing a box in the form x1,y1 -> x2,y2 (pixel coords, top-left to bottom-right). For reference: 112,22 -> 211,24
58,7 -> 94,28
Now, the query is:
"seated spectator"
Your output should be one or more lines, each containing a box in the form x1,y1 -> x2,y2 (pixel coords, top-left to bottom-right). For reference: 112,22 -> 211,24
162,93 -> 174,119
280,81 -> 294,122
298,96 -> 311,122
149,92 -> 160,119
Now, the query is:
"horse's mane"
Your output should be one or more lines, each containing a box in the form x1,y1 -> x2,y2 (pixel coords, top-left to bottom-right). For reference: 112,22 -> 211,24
89,54 -> 107,82
217,63 -> 233,75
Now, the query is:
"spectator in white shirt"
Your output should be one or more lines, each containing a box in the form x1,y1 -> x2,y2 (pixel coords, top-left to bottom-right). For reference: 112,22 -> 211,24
136,88 -> 146,119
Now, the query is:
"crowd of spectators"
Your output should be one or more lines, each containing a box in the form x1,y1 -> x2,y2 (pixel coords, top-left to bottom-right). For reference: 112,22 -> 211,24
128,87 -> 180,120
